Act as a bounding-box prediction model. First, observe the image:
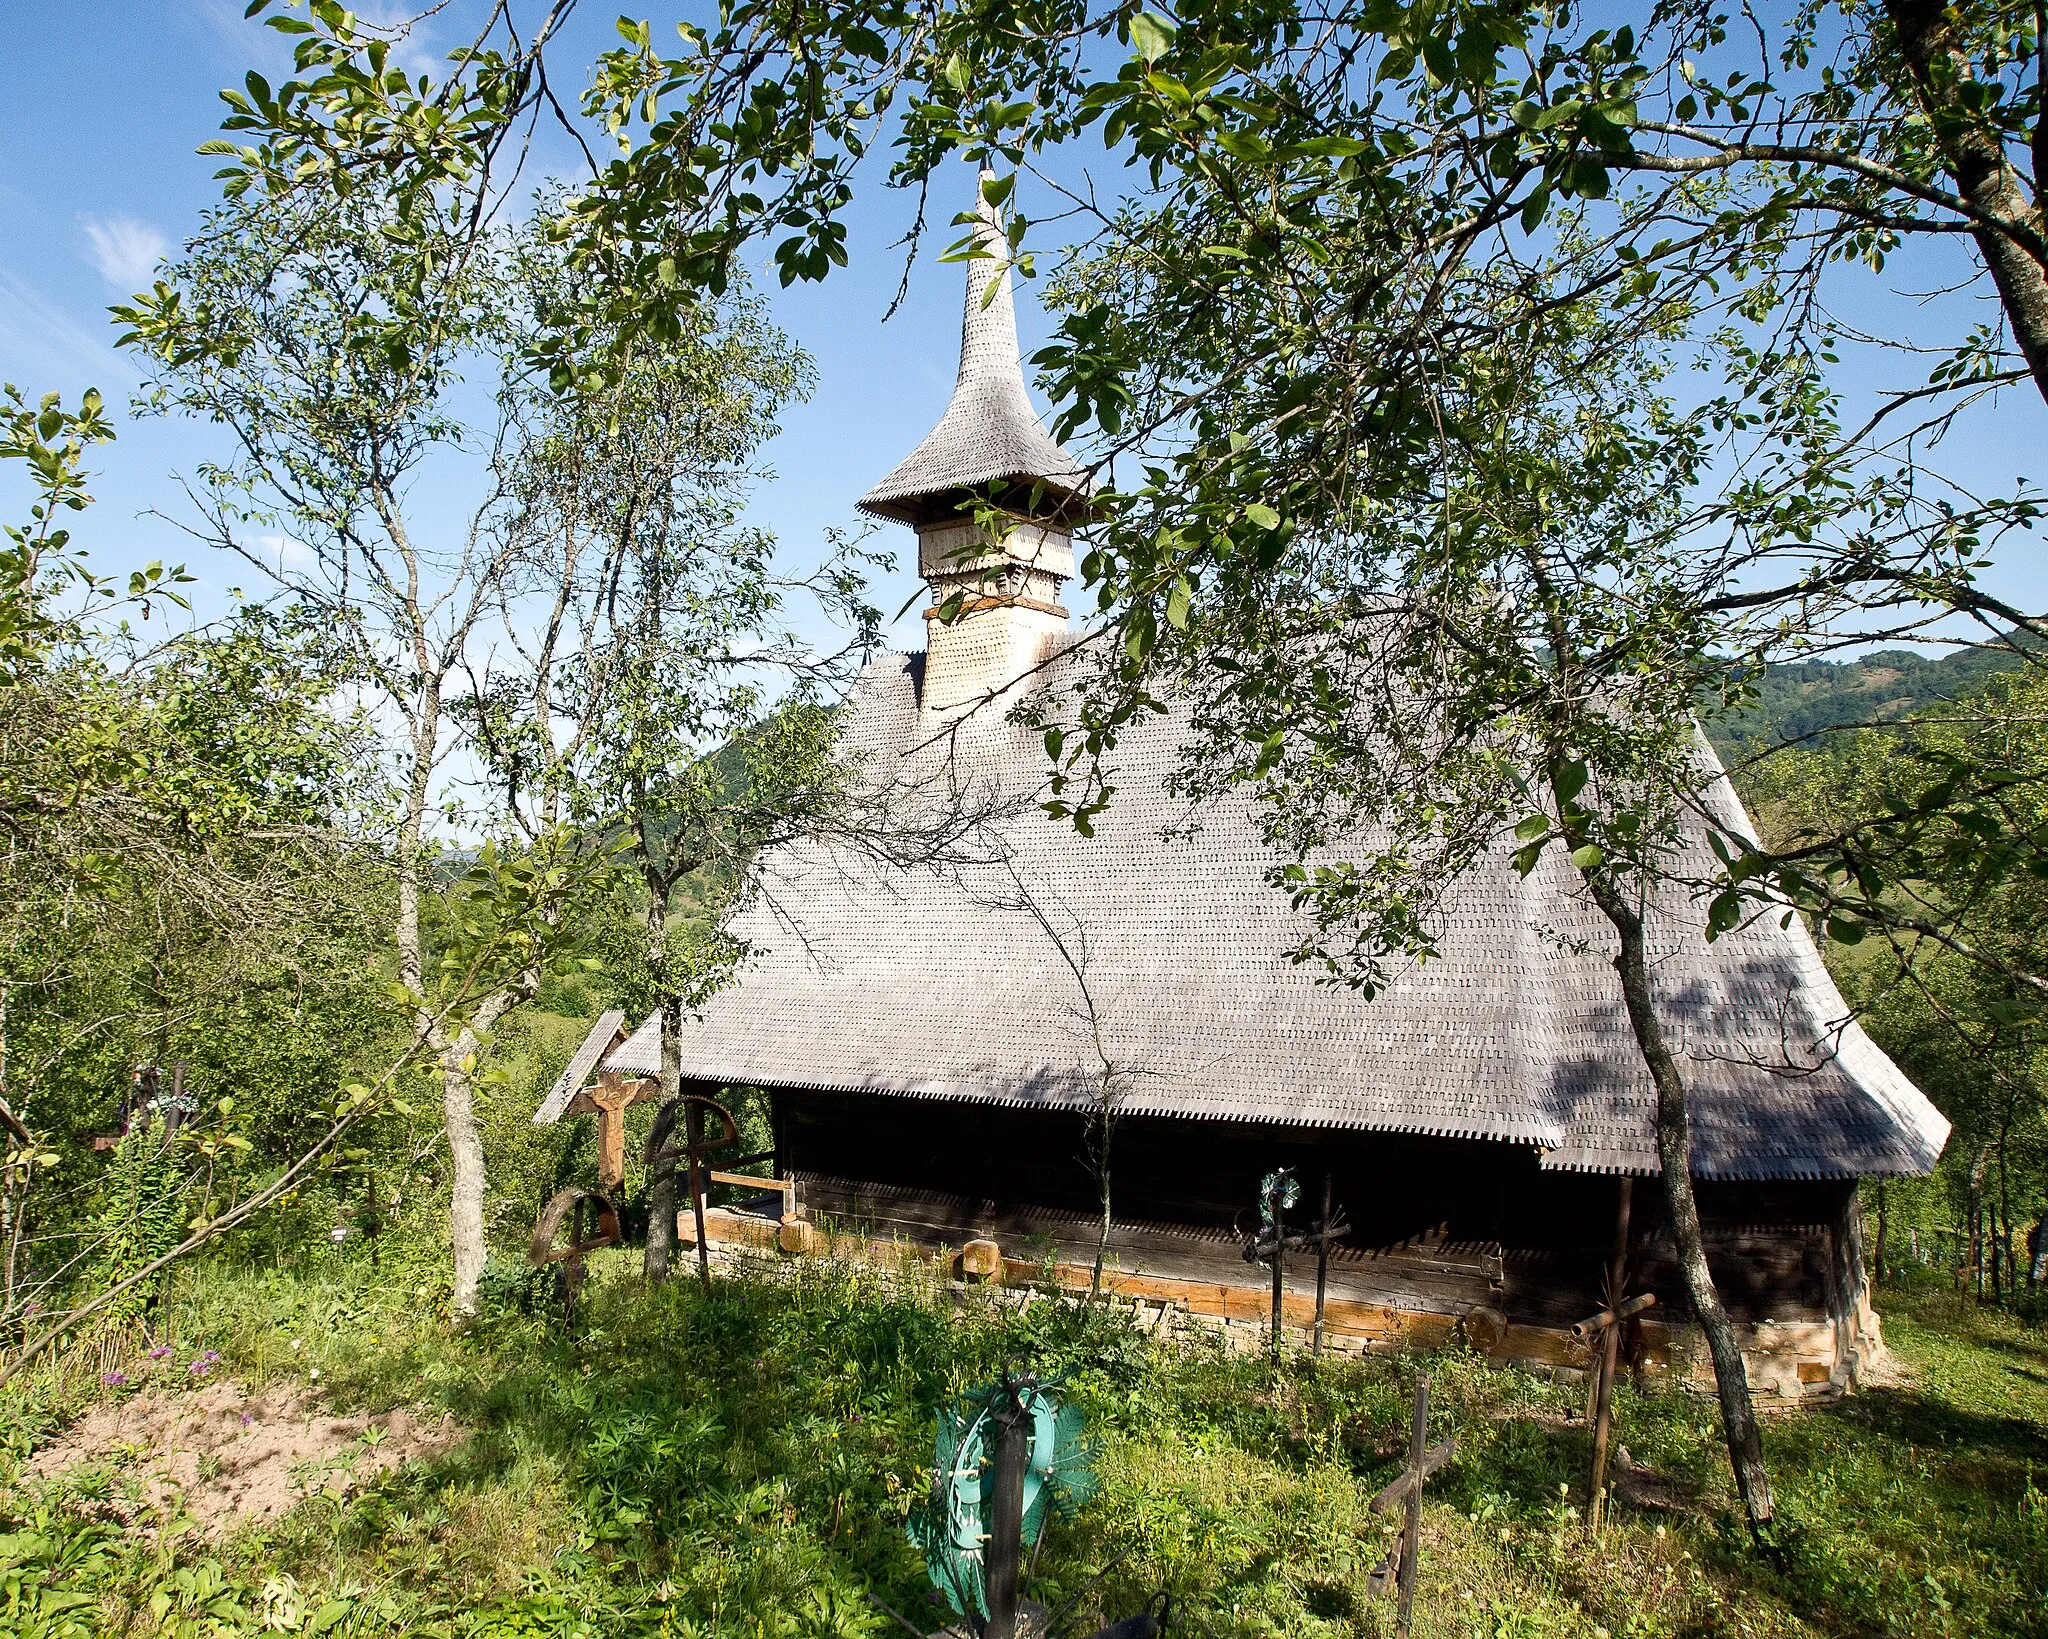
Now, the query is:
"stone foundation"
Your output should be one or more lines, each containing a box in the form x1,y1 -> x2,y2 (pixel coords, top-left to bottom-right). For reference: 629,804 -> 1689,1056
678,1206 -> 1882,1399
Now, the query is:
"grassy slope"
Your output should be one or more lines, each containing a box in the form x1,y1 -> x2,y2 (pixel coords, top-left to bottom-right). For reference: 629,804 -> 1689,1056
3,1263 -> 2045,1638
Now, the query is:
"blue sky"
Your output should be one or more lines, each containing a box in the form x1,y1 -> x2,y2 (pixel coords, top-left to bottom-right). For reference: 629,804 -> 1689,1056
4,2 -> 2042,659
0,1 -> 1030,653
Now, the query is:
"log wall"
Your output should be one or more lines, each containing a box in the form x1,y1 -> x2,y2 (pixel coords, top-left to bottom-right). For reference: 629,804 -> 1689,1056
775,1087 -> 1874,1392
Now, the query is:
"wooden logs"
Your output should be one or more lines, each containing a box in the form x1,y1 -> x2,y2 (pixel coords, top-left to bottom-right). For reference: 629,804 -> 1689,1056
1569,1291 -> 1657,1343
779,1217 -> 825,1256
1463,1305 -> 1508,1355
675,1206 -> 779,1252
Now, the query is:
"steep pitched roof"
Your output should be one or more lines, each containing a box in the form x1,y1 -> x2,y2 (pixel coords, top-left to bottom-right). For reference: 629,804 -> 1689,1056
564,649 -> 1949,1182
857,176 -> 1092,524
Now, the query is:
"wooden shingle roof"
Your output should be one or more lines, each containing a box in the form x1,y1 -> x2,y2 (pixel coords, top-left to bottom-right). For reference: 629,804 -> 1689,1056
554,649 -> 1948,1181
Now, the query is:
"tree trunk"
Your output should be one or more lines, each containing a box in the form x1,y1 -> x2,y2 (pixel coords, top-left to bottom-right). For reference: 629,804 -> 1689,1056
644,993 -> 686,1283
1998,1121 -> 2015,1307
644,1131 -> 678,1282
643,881 -> 683,1283
441,1028 -> 489,1317
1585,873 -> 1775,1542
1883,0 -> 2048,404
1969,1145 -> 1990,1302
1087,1103 -> 1114,1300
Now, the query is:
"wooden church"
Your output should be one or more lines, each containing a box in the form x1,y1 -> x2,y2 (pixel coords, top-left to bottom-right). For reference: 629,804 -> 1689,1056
539,181 -> 1949,1397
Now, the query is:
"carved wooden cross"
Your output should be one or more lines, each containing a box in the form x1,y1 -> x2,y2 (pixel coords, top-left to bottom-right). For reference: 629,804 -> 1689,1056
1367,1372 -> 1455,1637
590,1069 -> 637,1192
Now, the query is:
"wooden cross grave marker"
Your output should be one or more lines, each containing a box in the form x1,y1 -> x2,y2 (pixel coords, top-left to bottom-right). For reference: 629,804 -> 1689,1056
1366,1372 -> 1456,1637
1570,1177 -> 1658,1535
1241,1168 -> 1349,1360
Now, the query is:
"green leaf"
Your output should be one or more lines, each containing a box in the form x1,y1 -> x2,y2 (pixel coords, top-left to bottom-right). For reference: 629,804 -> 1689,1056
1164,577 -> 1191,630
1129,12 -> 1177,64
1245,502 -> 1281,531
1569,844 -> 1604,870
1552,759 -> 1588,804
1514,813 -> 1550,843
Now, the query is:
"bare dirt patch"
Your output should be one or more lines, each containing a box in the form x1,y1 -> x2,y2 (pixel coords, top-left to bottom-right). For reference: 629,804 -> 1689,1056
28,1380 -> 463,1533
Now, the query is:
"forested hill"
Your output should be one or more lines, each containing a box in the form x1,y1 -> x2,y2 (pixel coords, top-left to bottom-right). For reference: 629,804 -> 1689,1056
1706,643 -> 2026,761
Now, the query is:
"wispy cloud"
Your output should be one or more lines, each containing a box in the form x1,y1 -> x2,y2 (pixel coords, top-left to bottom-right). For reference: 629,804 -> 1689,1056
356,1 -> 447,82
0,267 -> 142,393
257,534 -> 319,573
80,216 -> 169,292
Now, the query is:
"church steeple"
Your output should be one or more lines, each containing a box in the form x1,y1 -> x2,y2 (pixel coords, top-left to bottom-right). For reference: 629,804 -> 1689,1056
858,171 -> 1091,526
859,171 -> 1090,721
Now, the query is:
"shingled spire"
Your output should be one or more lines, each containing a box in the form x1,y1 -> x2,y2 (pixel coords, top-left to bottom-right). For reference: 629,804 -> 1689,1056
859,170 -> 1091,720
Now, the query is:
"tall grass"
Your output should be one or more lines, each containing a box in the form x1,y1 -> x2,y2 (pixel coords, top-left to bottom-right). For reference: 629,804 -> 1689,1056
3,1254 -> 2045,1636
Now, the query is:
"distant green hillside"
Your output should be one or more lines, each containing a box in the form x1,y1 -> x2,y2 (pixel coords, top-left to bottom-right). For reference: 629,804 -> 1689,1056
1706,643 -> 2025,762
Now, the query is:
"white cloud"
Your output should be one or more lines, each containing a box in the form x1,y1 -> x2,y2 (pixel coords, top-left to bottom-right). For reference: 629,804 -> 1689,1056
0,267 -> 142,391
80,216 -> 169,292
257,534 -> 319,574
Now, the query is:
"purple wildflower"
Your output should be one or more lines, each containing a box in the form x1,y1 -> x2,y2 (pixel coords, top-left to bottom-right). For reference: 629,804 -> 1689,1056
148,1345 -> 173,1360
102,1371 -> 128,1387
187,1350 -> 221,1378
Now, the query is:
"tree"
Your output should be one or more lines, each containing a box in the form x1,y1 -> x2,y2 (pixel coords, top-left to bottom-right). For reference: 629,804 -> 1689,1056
0,393 -> 447,1377
1746,667 -> 2048,1298
461,272 -> 888,1283
194,0 -> 2048,1536
116,184 -> 618,1314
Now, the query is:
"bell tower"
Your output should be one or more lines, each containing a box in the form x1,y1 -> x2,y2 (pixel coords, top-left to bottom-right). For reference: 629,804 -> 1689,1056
858,172 -> 1091,721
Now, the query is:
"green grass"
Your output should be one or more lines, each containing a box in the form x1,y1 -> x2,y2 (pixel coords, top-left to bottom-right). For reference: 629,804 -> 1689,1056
3,1258 -> 2046,1637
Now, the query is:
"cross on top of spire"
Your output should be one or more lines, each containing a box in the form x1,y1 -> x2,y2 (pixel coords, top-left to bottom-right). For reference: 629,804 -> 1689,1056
857,170 -> 1092,526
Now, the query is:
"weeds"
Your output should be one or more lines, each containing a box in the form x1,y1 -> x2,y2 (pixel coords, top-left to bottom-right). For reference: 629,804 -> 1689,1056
1,1258 -> 2045,1636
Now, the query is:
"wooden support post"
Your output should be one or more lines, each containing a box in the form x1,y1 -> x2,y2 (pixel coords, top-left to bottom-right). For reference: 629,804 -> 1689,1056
1397,1372 -> 1428,1638
1588,1176 -> 1632,1535
1269,1196 -> 1286,1363
982,1381 -> 1032,1639
685,1094 -> 711,1287
1313,1170 -> 1332,1360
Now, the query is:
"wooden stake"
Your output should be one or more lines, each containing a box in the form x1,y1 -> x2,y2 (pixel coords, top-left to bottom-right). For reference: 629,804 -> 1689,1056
1313,1170 -> 1332,1360
1269,1191 -> 1286,1363
1588,1176 -> 1632,1535
685,1095 -> 710,1287
1396,1372 -> 1428,1638
982,1380 -> 1032,1639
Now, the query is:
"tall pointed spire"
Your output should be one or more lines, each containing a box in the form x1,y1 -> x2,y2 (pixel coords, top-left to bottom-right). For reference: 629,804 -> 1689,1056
858,170 -> 1091,525
856,169 -> 1089,721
